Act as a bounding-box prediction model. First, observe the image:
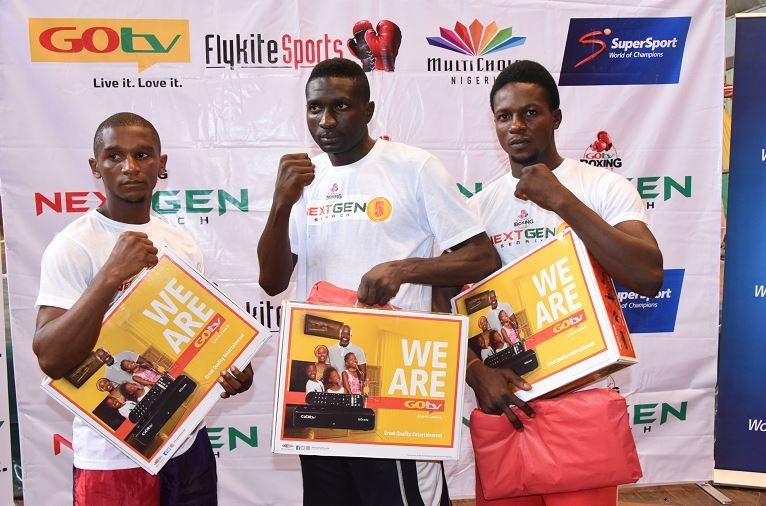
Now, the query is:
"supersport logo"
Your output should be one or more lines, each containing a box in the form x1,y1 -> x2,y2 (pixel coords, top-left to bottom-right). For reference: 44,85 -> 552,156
574,28 -> 611,68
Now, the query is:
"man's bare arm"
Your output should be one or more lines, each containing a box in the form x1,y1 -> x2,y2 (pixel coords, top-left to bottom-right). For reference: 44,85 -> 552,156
516,164 -> 663,296
33,232 -> 158,378
257,153 -> 314,295
357,232 -> 501,306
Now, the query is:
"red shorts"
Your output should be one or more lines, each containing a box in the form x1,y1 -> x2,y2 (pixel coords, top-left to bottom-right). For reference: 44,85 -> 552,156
73,430 -> 216,506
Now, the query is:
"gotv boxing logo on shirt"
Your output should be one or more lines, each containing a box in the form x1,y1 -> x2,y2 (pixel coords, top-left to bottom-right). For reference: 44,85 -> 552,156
513,209 -> 533,227
559,17 -> 691,86
28,18 -> 190,72
581,130 -> 623,169
306,196 -> 392,224
326,183 -> 343,200
348,20 -> 402,72
425,19 -> 527,86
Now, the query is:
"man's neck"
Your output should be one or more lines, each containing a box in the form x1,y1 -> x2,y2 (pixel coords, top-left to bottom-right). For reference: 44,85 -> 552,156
98,202 -> 151,225
327,136 -> 376,167
510,151 -> 564,178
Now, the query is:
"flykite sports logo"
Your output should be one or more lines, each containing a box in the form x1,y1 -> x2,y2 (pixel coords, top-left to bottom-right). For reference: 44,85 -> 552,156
615,269 -> 684,333
559,17 -> 691,86
306,196 -> 393,224
348,20 -> 402,72
581,130 -> 623,169
425,19 -> 526,86
29,18 -> 190,72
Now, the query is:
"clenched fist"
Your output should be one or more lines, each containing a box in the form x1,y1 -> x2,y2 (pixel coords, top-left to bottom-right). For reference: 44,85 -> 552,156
274,153 -> 315,207
514,163 -> 573,212
103,232 -> 159,286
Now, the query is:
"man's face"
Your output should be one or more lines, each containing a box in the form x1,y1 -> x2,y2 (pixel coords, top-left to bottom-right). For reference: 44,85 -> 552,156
306,76 -> 373,162
339,326 -> 351,347
478,316 -> 489,331
489,291 -> 498,309
89,125 -> 166,205
96,349 -> 114,366
492,82 -> 561,174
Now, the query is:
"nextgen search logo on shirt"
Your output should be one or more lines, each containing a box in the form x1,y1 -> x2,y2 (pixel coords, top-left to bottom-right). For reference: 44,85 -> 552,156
306,196 -> 393,225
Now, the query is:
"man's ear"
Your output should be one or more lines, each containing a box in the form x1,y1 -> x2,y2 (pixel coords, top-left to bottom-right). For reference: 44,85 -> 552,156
365,101 -> 375,124
553,108 -> 562,130
159,154 -> 168,177
89,158 -> 101,179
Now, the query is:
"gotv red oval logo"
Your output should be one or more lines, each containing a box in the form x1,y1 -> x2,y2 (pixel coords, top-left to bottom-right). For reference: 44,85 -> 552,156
29,18 -> 190,71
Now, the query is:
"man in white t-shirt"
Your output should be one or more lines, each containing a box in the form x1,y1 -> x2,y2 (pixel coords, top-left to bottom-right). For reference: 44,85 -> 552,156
327,325 -> 367,376
257,58 -> 502,506
33,112 -> 254,506
462,60 -> 664,506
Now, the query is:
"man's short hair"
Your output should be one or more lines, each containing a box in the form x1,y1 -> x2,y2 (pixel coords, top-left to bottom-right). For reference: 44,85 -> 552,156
306,58 -> 370,102
93,112 -> 161,154
490,60 -> 560,112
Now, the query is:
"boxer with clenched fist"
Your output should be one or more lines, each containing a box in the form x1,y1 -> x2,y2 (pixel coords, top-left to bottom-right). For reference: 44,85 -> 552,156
257,58 -> 499,506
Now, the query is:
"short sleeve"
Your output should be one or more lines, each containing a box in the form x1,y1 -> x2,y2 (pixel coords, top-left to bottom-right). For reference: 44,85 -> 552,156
593,173 -> 647,227
288,196 -> 307,257
418,156 -> 485,251
35,235 -> 93,310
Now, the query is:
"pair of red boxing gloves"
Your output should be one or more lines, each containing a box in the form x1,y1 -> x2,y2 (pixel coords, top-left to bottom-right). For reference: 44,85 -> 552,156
347,20 -> 402,72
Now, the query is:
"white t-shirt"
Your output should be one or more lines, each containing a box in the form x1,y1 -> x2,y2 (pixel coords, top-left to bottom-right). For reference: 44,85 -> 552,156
305,379 -> 325,393
469,158 -> 646,266
289,139 -> 485,312
328,342 -> 367,375
36,210 -> 204,470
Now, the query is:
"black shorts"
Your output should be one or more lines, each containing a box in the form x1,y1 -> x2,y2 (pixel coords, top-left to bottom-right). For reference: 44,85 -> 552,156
300,455 -> 451,506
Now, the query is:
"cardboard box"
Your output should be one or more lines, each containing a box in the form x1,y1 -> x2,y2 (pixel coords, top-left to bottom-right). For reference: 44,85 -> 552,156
451,229 -> 636,402
42,249 -> 269,474
272,302 -> 468,460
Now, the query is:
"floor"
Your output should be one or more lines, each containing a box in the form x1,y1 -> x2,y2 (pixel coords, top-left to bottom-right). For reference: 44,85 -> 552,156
452,484 -> 765,505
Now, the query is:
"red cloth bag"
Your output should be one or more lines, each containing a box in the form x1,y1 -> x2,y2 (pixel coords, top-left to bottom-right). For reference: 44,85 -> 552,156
470,388 -> 642,500
306,281 -> 396,309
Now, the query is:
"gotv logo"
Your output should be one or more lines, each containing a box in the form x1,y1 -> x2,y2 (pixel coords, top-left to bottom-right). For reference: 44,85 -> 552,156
403,399 -> 444,412
348,20 -> 402,72
29,18 -> 190,71
552,313 -> 584,334
513,209 -> 533,227
581,130 -> 623,169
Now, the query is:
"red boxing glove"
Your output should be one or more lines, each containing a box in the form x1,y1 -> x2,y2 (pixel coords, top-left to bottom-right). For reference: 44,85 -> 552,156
597,130 -> 613,150
348,20 -> 375,72
365,20 -> 401,72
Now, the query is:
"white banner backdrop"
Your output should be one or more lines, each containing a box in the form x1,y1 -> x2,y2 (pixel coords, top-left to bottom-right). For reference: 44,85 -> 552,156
0,1 -> 722,504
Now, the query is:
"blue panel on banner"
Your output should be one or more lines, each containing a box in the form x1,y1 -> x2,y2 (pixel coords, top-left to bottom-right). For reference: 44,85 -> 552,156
559,17 -> 691,86
716,16 -> 766,474
616,269 -> 684,333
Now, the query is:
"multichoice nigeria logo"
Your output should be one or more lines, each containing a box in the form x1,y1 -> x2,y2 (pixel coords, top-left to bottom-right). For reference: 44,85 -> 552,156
425,19 -> 527,85
559,17 -> 691,86
348,20 -> 402,72
615,268 -> 684,333
29,18 -> 190,72
581,130 -> 622,168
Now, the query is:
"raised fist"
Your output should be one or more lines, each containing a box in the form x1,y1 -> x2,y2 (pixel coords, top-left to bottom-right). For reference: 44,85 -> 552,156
274,153 -> 315,207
